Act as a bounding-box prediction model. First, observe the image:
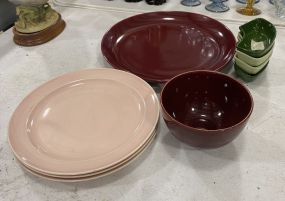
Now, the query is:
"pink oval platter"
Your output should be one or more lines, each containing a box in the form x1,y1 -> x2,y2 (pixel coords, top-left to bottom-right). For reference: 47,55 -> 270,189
9,69 -> 160,176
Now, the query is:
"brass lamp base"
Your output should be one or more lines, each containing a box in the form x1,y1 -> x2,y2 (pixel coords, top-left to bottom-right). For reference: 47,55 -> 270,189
13,14 -> 65,46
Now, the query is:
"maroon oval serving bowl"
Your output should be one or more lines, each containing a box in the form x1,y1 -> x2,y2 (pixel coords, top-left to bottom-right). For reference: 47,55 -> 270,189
161,70 -> 253,148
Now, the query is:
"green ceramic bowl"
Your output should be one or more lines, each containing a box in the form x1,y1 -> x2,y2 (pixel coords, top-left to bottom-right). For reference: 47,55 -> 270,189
237,18 -> 276,58
234,62 -> 268,82
234,55 -> 269,74
235,44 -> 274,67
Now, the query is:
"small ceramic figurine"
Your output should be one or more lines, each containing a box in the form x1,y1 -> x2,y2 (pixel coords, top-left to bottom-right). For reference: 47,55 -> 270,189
15,4 -> 59,33
9,0 -> 66,46
9,0 -> 59,33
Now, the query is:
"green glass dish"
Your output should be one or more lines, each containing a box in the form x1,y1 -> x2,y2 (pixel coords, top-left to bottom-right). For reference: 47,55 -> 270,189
234,61 -> 268,82
237,18 -> 276,58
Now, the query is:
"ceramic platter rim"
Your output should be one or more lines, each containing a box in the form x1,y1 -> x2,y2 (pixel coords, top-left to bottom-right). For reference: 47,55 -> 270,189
19,123 -> 158,179
9,68 -> 160,176
101,11 -> 236,83
18,125 -> 158,182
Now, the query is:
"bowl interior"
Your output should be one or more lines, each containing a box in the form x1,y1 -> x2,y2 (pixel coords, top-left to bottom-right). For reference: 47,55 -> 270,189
237,18 -> 276,58
161,71 -> 252,130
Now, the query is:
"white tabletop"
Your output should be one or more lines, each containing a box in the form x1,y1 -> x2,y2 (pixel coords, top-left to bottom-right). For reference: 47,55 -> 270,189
1,3 -> 285,201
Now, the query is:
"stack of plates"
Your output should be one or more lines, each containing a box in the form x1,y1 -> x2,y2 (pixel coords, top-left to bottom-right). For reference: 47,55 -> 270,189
8,69 -> 160,182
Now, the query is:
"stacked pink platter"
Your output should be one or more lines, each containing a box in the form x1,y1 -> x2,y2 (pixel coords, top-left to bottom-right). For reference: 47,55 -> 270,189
8,69 -> 160,182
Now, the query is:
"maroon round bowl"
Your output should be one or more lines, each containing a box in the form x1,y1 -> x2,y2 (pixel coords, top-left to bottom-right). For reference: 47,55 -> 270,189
161,70 -> 253,148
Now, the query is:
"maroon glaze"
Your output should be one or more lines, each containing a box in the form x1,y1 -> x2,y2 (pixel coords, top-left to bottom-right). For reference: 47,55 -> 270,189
101,11 -> 236,83
161,71 -> 253,148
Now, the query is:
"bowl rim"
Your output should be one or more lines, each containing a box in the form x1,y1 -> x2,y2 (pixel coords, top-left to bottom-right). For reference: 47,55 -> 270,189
160,70 -> 254,133
234,55 -> 269,74
237,18 -> 276,57
236,43 -> 274,61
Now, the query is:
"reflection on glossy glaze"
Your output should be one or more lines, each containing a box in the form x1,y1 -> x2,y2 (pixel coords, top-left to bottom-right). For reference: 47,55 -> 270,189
237,18 -> 276,57
115,24 -> 220,73
166,74 -> 244,130
101,12 -> 236,82
26,79 -> 145,160
161,71 -> 253,148
182,96 -> 224,130
9,69 -> 160,175
168,73 -> 251,129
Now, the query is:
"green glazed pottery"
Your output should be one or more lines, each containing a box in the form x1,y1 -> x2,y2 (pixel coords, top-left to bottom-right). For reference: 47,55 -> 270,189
236,44 -> 274,67
234,55 -> 269,74
237,32 -> 242,42
234,62 -> 268,82
237,18 -> 276,58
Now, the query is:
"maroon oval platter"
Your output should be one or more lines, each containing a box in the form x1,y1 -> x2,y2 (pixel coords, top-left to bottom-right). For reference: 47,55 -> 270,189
101,11 -> 236,83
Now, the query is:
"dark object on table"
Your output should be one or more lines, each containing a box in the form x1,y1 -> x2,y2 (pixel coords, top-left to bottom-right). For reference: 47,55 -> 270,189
125,0 -> 143,2
145,0 -> 166,5
0,0 -> 17,31
161,70 -> 253,148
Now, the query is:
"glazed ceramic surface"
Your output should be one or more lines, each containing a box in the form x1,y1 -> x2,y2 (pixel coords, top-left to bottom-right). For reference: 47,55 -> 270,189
236,46 -> 273,67
161,71 -> 253,148
234,56 -> 269,74
9,69 -> 160,176
237,32 -> 242,42
18,126 -> 158,182
237,18 -> 276,58
21,123 -> 159,179
234,63 -> 268,82
101,11 -> 236,83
